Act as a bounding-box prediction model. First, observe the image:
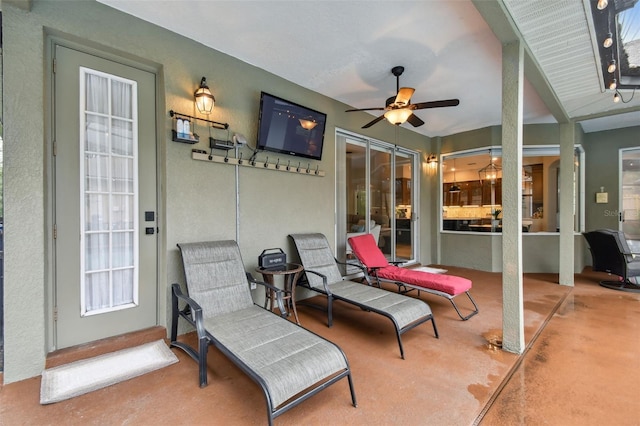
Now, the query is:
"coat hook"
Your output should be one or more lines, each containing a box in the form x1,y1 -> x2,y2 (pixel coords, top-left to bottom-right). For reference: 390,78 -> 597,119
286,160 -> 291,171
238,152 -> 243,165
275,158 -> 280,169
224,150 -> 229,163
264,156 -> 269,168
306,163 -> 311,174
297,162 -> 301,172
315,165 -> 320,175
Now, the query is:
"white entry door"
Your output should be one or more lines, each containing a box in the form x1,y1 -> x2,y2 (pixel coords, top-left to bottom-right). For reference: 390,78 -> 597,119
53,44 -> 158,349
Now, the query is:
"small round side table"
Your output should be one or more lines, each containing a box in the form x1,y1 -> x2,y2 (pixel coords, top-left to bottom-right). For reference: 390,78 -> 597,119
255,263 -> 303,325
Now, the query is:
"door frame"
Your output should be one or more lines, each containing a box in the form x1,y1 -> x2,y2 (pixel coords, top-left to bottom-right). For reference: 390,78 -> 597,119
45,35 -> 166,352
336,128 -> 420,269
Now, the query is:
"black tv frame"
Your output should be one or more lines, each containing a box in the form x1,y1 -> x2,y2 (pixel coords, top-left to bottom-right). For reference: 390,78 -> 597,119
256,92 -> 327,161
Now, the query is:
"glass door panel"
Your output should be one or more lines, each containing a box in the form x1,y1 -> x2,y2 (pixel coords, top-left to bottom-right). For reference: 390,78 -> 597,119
344,140 -> 368,274
395,151 -> 414,261
621,148 -> 640,250
370,145 -> 394,257
80,68 -> 138,316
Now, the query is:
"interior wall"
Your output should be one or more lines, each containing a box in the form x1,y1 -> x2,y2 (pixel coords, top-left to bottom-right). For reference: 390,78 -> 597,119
1,0 -> 432,383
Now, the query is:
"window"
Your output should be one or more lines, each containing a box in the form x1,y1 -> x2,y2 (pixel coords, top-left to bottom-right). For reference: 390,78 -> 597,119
80,68 -> 139,315
441,146 -> 583,233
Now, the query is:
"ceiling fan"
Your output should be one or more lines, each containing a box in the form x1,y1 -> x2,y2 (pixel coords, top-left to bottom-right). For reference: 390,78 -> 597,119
346,66 -> 460,129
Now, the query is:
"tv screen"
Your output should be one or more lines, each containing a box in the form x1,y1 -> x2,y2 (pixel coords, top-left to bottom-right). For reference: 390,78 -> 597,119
256,92 -> 327,161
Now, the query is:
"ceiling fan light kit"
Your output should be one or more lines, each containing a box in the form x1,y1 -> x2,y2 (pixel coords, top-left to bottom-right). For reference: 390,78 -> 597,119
345,65 -> 460,129
384,108 -> 413,125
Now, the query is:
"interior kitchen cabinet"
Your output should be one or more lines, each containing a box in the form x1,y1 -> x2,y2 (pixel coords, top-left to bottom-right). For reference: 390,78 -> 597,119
395,178 -> 411,204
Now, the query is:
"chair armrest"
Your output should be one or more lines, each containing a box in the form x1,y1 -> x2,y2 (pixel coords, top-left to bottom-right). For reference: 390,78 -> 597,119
303,269 -> 334,296
335,256 -> 367,274
245,273 -> 286,315
171,283 -> 206,339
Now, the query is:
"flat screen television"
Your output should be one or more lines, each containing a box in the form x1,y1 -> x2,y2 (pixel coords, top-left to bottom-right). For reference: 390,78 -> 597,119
256,92 -> 327,161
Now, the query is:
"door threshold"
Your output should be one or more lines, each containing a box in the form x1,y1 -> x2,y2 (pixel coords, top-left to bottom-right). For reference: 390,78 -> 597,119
46,326 -> 166,369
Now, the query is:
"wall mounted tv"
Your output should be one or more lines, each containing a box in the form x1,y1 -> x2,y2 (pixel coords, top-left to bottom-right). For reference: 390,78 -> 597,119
256,92 -> 327,161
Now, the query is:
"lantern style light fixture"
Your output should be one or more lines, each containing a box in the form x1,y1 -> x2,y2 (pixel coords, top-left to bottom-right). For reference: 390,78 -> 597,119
194,76 -> 215,114
384,108 -> 413,125
426,153 -> 438,175
478,150 -> 502,184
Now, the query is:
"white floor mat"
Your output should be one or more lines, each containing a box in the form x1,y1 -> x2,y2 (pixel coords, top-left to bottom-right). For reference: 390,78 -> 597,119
40,339 -> 178,404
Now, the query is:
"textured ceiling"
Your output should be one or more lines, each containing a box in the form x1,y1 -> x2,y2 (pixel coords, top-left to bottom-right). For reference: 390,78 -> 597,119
98,0 -> 639,137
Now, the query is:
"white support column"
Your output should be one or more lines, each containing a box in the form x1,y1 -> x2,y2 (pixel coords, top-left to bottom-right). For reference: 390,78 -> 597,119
558,122 -> 576,286
501,40 -> 525,354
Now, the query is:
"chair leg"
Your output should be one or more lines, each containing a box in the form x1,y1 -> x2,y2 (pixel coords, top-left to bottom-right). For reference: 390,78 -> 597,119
347,372 -> 358,407
430,315 -> 439,338
449,291 -> 479,321
198,337 -> 209,387
394,328 -> 405,360
170,288 -> 179,344
327,295 -> 334,327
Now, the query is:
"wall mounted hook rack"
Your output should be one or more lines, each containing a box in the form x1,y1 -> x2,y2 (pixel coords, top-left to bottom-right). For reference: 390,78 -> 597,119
191,150 -> 325,177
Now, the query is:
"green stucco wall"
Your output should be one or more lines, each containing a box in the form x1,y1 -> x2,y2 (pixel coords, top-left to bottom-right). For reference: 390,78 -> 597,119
1,0 -> 431,383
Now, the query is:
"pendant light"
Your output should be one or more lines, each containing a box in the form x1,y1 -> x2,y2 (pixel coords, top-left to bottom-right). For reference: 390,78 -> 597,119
478,150 -> 502,184
449,158 -> 461,193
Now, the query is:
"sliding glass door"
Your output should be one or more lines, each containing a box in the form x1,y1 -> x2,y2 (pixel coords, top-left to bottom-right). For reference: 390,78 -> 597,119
337,130 -> 418,275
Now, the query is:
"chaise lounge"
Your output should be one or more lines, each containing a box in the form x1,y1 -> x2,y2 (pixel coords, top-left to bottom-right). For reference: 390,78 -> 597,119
170,240 -> 357,425
347,233 -> 478,320
289,233 -> 438,359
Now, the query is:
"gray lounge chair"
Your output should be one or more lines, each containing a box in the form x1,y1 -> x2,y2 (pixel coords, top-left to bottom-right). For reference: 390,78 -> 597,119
170,240 -> 357,425
289,233 -> 438,359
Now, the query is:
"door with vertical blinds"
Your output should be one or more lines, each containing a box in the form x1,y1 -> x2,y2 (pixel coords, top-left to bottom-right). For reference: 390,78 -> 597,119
53,45 -> 158,349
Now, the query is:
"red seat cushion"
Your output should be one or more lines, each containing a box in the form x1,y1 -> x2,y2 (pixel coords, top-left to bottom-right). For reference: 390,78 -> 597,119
377,266 -> 472,296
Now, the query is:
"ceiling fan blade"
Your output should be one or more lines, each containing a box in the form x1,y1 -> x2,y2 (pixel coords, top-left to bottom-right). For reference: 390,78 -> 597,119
406,113 -> 425,127
345,107 -> 386,112
411,99 -> 460,110
394,87 -> 415,106
362,115 -> 386,129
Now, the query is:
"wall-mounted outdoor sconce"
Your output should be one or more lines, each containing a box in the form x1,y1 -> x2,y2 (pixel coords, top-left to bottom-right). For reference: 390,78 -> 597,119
194,76 -> 215,114
426,153 -> 438,176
